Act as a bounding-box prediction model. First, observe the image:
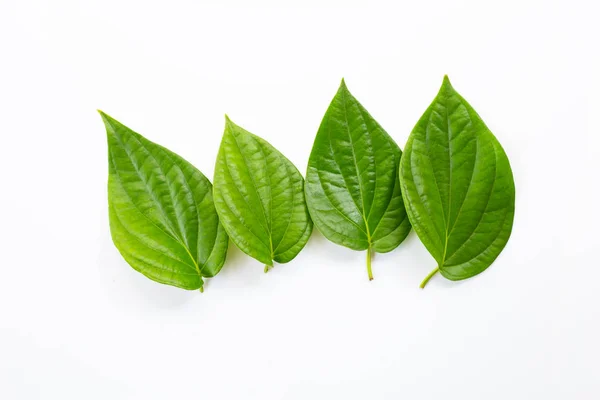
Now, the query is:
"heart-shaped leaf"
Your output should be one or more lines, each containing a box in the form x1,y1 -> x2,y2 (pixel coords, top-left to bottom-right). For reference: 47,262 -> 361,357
102,112 -> 229,291
399,76 -> 515,288
305,80 -> 411,280
213,117 -> 313,271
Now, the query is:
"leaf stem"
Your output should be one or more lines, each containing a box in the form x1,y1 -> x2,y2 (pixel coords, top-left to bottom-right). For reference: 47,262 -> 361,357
367,246 -> 373,281
264,264 -> 273,273
420,267 -> 440,289
199,286 -> 204,293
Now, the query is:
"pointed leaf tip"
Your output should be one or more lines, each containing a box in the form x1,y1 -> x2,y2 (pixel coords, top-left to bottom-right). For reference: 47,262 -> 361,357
441,75 -> 453,89
337,78 -> 350,96
224,114 -> 236,130
97,110 -> 121,126
97,110 -> 116,130
97,109 -> 109,121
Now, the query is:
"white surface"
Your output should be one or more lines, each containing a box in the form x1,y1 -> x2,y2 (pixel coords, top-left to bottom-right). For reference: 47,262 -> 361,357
1,0 -> 599,399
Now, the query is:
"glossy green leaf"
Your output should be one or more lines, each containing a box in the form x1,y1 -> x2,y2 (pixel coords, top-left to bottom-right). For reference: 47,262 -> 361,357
213,117 -> 313,271
102,112 -> 229,291
305,80 -> 411,280
399,76 -> 515,288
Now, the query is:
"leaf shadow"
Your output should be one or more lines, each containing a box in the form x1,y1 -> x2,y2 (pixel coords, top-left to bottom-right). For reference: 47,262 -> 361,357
303,228 -> 363,271
208,240 -> 248,277
211,240 -> 264,288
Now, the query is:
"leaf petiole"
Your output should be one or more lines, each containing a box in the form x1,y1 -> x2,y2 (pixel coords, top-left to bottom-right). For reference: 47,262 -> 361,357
264,264 -> 273,273
367,246 -> 373,281
420,267 -> 440,289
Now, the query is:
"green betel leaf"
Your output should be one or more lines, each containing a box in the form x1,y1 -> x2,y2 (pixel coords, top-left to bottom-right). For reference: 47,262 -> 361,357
305,80 -> 411,280
101,112 -> 229,291
213,117 -> 313,272
399,76 -> 515,288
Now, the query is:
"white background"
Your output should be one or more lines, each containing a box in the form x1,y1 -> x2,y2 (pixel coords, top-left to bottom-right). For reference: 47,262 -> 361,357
1,0 -> 599,398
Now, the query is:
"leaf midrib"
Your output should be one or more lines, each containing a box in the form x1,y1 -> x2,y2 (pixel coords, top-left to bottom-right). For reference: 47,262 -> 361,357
320,128 -> 369,236
443,139 -> 500,264
159,148 -> 216,275
219,154 -> 273,251
442,94 -> 454,268
272,157 -> 297,256
254,137 -> 275,260
438,103 -> 498,268
108,149 -> 200,275
126,131 -> 193,253
226,126 -> 274,260
340,87 -> 372,245
109,127 -> 202,277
